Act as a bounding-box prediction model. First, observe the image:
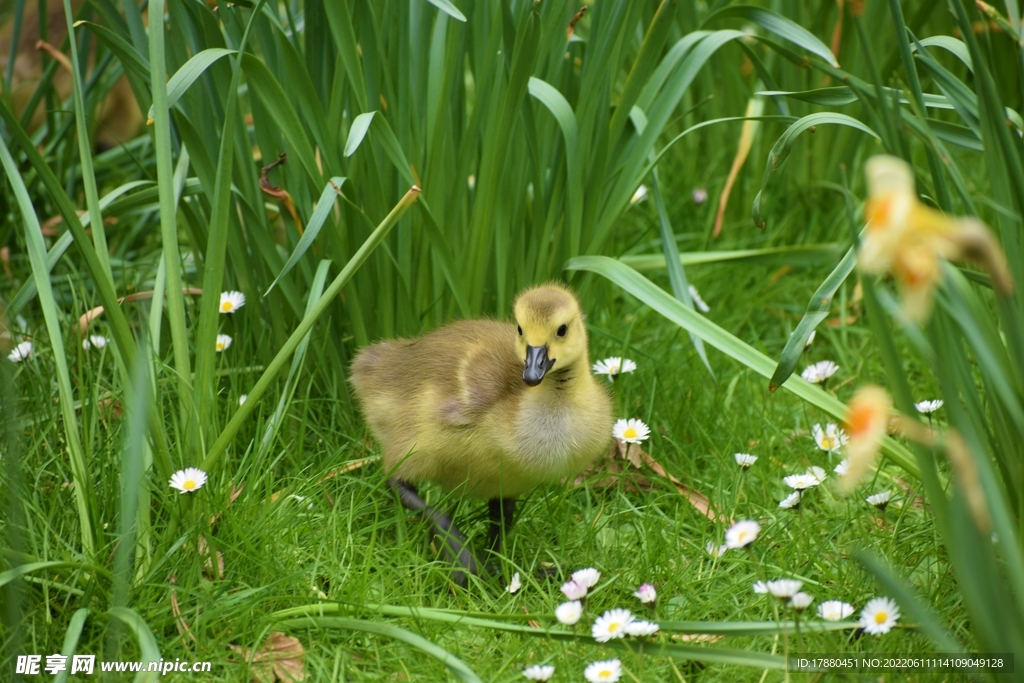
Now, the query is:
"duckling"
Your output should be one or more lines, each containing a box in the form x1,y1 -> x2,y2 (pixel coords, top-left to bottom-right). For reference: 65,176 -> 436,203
350,283 -> 613,580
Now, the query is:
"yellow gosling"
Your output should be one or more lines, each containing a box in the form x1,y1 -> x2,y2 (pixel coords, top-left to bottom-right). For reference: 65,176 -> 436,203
350,283 -> 613,581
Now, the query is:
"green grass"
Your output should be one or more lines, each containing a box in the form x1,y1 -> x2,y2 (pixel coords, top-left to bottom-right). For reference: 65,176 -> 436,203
3,0 -> 1024,680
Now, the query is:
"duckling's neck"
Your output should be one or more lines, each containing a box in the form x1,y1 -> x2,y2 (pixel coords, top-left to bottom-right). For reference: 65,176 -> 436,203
538,355 -> 593,397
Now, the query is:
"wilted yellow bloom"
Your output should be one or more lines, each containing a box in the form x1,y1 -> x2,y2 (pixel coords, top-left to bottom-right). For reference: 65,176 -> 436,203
860,156 -> 1012,321
839,385 -> 891,492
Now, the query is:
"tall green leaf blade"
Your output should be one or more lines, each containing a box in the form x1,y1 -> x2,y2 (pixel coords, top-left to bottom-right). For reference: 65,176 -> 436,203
0,137 -> 97,556
423,0 -> 466,23
651,169 -> 714,380
752,114 -> 880,229
528,77 -> 581,254
265,178 -> 347,295
565,256 -> 919,477
769,247 -> 856,391
62,0 -> 114,286
202,187 -> 422,471
703,5 -> 838,66
148,0 -> 194,443
194,2 -> 273,450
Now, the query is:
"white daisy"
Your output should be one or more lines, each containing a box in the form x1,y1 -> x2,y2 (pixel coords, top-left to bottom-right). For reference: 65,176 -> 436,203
766,579 -> 803,599
915,399 -> 943,414
631,185 -> 649,204
860,597 -> 900,635
808,465 -> 827,483
866,491 -> 891,509
592,356 -> 637,379
688,285 -> 710,313
583,659 -> 622,683
7,340 -> 32,363
633,583 -> 656,604
805,330 -> 816,347
169,467 -> 207,494
834,459 -> 850,476
506,572 -> 522,594
561,580 -> 587,600
624,620 -> 659,636
801,360 -> 839,383
753,580 -> 769,594
555,600 -> 583,625
82,335 -> 108,350
734,453 -> 757,469
705,541 -> 728,557
779,491 -> 802,509
789,592 -> 814,611
239,394 -> 248,405
522,664 -> 554,681
725,520 -> 760,549
219,290 -> 246,313
215,334 -> 233,352
818,600 -> 855,621
692,187 -> 708,204
613,418 -> 649,444
572,567 -> 601,588
591,608 -> 634,642
812,423 -> 848,453
784,473 -> 820,490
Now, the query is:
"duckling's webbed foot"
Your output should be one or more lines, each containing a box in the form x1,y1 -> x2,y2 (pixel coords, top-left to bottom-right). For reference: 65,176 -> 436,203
389,478 -> 480,584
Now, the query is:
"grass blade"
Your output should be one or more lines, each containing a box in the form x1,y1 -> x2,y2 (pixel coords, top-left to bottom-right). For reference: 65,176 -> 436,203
277,616 -> 483,683
856,550 -> 963,652
148,0 -> 193,439
53,608 -> 90,683
106,607 -> 162,683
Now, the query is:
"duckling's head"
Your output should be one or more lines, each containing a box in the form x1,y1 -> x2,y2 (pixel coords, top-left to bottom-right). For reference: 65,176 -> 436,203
513,284 -> 589,387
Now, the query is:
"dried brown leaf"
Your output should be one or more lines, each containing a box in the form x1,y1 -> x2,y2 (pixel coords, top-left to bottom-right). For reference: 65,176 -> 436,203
575,439 -> 722,522
670,633 -> 724,644
198,536 -> 225,581
230,632 -> 306,683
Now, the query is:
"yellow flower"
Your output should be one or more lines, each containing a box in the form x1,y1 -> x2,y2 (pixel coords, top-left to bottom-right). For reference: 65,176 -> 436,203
860,155 -> 1012,321
839,385 -> 891,492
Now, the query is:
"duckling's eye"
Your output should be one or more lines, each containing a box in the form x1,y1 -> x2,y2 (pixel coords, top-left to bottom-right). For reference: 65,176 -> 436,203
557,324 -> 568,337
517,325 -> 523,336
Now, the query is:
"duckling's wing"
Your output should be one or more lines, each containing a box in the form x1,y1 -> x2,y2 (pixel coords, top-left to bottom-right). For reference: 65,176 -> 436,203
437,321 -> 523,427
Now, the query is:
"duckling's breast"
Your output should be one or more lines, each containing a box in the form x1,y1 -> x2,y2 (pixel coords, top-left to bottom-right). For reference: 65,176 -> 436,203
503,379 -> 613,489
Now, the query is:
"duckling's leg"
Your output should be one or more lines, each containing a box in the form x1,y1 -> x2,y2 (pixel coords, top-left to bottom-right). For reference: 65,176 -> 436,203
487,498 -> 516,555
389,478 -> 479,583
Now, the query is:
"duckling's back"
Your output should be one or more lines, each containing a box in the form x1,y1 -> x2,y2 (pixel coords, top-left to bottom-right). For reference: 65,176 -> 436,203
350,321 -> 526,489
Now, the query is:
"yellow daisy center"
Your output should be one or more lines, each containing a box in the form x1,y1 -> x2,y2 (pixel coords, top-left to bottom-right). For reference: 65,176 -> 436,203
610,364 -> 620,374
216,342 -> 225,350
599,673 -> 612,680
623,427 -> 637,439
874,611 -> 888,624
820,435 -> 836,449
608,622 -> 620,632
737,531 -> 748,542
183,479 -> 196,490
221,301 -> 233,312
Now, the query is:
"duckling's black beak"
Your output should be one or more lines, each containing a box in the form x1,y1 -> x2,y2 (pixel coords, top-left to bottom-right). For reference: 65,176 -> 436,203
523,345 -> 555,386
